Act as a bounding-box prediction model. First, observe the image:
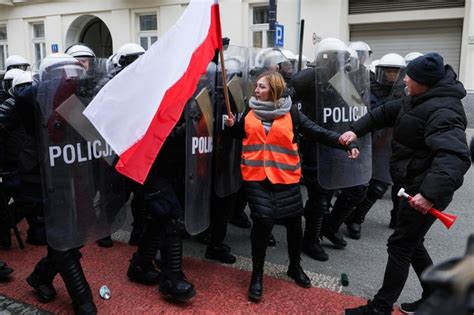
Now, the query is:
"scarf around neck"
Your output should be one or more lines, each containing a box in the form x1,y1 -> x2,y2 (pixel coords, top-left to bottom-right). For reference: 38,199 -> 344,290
249,96 -> 292,121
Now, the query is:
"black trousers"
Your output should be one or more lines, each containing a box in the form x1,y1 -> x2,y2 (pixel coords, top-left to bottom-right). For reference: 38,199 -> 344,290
209,193 -> 236,246
251,216 -> 303,266
373,198 -> 436,310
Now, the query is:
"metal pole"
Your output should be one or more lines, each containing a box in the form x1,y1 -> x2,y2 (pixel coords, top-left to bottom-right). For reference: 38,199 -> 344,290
268,0 -> 277,47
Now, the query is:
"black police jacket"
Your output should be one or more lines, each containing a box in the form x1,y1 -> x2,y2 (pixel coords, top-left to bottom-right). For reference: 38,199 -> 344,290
351,65 -> 471,210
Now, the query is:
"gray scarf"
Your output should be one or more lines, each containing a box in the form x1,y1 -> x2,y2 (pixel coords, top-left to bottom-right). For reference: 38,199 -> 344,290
249,96 -> 292,121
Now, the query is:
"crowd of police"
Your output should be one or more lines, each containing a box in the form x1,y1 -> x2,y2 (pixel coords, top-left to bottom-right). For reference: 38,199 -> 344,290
0,36 -> 471,315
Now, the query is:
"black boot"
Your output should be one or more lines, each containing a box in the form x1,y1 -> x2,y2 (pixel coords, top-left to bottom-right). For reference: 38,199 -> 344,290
302,215 -> 328,261
248,262 -> 264,301
0,261 -> 13,281
321,223 -> 347,249
25,215 -> 47,246
128,219 -> 161,284
287,263 -> 311,288
159,219 -> 195,302
52,248 -> 97,315
346,197 -> 377,239
129,192 -> 147,246
96,235 -> 113,248
205,244 -> 236,264
27,255 -> 58,301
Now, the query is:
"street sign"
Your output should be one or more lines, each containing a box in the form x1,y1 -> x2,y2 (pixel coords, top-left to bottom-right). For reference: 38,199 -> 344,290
275,23 -> 284,48
51,44 -> 59,53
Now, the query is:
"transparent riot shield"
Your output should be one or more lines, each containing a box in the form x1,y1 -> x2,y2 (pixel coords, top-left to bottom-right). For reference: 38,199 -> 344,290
35,57 -> 126,250
315,48 -> 372,189
185,76 -> 214,235
212,45 -> 249,197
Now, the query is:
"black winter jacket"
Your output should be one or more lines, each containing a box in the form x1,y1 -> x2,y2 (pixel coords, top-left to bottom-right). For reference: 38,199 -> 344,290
352,65 -> 471,210
231,103 -> 351,219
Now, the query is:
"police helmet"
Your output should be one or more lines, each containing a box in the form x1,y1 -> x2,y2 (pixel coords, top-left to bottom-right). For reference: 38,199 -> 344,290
5,55 -> 30,71
375,53 -> 406,86
315,38 -> 350,77
11,70 -> 33,94
404,52 -> 423,64
2,68 -> 24,95
369,59 -> 380,74
64,43 -> 96,58
347,47 -> 360,72
39,53 -> 86,81
255,48 -> 288,70
349,41 -> 371,66
116,43 -> 145,68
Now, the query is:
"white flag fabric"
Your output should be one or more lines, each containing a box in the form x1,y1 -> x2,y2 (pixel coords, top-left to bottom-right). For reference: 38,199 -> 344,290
84,0 -> 222,183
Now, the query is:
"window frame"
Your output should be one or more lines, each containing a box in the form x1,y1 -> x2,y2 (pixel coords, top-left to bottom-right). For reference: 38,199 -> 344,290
0,24 -> 7,72
135,11 -> 158,50
249,4 -> 270,48
30,21 -> 46,69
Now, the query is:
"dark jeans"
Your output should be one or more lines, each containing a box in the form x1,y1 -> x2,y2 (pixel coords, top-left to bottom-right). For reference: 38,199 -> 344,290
251,216 -> 303,265
209,193 -> 236,245
373,199 -> 436,310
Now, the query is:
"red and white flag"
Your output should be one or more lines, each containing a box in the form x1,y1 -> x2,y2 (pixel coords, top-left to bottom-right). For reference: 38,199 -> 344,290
84,0 -> 222,184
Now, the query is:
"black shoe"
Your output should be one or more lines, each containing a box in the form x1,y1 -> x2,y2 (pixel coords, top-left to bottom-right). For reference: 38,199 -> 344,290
268,234 -> 276,247
229,212 -> 251,229
127,263 -> 160,285
248,271 -> 263,302
205,245 -> 236,264
96,235 -> 113,248
322,230 -> 347,249
400,298 -> 424,314
0,261 -> 13,281
347,223 -> 361,240
345,300 -> 391,315
72,301 -> 97,315
302,240 -> 329,261
287,264 -> 311,288
26,272 -> 57,301
159,274 -> 196,302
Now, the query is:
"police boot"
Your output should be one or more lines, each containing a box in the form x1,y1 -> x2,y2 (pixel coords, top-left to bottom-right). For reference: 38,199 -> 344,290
346,197 -> 377,239
27,255 -> 58,301
53,249 -> 97,315
159,219 -> 196,302
0,261 -> 13,281
205,243 -> 236,264
248,260 -> 264,302
303,213 -> 328,261
129,195 -> 147,246
127,221 -> 161,285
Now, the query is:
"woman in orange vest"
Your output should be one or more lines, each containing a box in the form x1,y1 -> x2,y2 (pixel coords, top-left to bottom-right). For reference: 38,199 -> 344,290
225,71 -> 358,302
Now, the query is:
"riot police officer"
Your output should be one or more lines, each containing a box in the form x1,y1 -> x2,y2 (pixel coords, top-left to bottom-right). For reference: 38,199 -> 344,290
345,53 -> 407,239
16,53 -> 98,314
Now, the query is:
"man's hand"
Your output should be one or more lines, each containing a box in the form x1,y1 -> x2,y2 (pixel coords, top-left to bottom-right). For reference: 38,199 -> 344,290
339,131 -> 357,146
224,113 -> 235,127
347,148 -> 359,159
409,193 -> 433,214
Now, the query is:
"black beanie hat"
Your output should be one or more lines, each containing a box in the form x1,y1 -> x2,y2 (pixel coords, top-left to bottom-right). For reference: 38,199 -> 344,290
406,52 -> 445,86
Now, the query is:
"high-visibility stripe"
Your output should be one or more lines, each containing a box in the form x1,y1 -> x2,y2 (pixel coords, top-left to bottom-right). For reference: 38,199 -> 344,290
241,159 -> 301,171
242,144 -> 299,156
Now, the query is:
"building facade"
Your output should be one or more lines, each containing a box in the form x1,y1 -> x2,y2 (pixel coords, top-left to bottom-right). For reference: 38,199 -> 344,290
0,0 -> 473,89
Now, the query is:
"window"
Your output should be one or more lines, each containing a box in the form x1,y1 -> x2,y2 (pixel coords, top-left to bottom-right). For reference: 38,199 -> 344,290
31,22 -> 46,67
138,13 -> 158,50
0,25 -> 7,71
250,5 -> 270,48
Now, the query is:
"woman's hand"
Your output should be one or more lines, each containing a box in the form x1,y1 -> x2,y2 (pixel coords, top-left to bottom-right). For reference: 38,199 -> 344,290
347,148 -> 359,159
224,113 -> 235,127
339,131 -> 357,146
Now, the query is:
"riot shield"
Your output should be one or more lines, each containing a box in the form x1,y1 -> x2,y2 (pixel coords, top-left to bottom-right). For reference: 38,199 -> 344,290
35,57 -> 126,250
315,46 -> 372,189
212,45 -> 249,197
185,76 -> 214,235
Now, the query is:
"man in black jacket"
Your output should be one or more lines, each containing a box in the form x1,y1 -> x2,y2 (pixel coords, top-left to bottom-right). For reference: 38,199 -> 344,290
343,53 -> 471,315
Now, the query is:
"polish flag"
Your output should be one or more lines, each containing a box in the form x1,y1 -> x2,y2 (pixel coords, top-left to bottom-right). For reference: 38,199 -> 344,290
84,0 -> 222,184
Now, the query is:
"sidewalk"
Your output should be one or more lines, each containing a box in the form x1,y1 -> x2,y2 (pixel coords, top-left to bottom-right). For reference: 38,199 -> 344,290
0,226 -> 402,314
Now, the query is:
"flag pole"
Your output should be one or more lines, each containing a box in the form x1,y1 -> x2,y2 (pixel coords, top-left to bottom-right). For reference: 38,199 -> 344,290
219,49 -> 232,117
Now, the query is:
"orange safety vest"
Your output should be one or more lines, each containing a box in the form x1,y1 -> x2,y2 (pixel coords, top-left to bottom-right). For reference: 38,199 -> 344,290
241,110 -> 301,184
